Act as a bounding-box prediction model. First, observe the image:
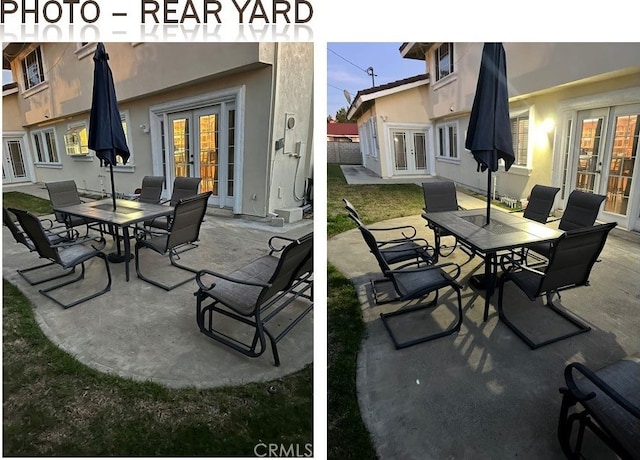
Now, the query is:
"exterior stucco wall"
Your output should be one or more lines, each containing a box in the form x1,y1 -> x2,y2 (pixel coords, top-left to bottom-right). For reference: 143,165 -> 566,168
2,92 -> 22,131
10,42 -> 270,126
267,43 -> 314,214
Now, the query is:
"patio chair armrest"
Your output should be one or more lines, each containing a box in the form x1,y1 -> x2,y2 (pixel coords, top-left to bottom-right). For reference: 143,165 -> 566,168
377,236 -> 431,248
51,235 -> 106,251
195,269 -> 270,292
268,235 -> 296,254
562,362 -> 640,419
48,227 -> 80,241
368,224 -> 417,239
499,252 -> 546,276
387,261 -> 461,280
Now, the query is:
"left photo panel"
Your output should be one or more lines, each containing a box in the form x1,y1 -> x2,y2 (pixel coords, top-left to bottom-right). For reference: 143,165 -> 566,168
3,42 -> 314,456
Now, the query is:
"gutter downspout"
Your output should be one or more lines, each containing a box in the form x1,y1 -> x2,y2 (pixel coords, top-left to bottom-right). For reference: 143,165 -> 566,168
264,43 -> 279,217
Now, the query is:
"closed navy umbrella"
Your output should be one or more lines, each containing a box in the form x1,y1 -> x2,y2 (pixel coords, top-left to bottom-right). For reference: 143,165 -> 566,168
465,43 -> 515,224
88,42 -> 130,211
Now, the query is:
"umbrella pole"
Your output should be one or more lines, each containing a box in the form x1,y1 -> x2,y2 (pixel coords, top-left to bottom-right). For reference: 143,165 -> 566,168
486,169 -> 492,225
109,164 -> 117,211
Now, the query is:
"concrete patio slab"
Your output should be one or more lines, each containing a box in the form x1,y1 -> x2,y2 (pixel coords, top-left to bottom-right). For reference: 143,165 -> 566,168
329,212 -> 640,459
3,183 -> 314,389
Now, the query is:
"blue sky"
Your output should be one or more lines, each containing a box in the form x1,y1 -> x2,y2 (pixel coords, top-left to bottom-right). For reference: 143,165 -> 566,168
327,43 -> 427,120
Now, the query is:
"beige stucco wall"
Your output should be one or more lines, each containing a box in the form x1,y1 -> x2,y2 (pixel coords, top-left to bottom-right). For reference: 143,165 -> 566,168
2,92 -> 22,132
11,42 -> 271,126
267,42 -> 314,214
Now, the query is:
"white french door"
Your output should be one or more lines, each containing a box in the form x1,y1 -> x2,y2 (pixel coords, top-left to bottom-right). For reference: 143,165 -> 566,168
600,105 -> 640,230
168,103 -> 236,208
2,136 -> 30,184
391,129 -> 429,175
563,105 -> 640,230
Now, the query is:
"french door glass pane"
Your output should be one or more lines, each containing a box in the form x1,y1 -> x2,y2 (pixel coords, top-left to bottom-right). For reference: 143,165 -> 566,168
199,114 -> 218,196
604,114 -> 639,215
8,141 -> 26,177
394,132 -> 407,170
576,117 -> 603,193
173,118 -> 190,177
414,133 -> 427,169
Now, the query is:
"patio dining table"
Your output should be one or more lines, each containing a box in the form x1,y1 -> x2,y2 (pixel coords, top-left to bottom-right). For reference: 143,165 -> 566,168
423,209 -> 563,321
53,198 -> 174,281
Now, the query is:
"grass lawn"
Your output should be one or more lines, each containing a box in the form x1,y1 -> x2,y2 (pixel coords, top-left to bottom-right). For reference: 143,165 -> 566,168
2,192 -> 313,456
327,164 -> 424,238
327,165 -> 424,459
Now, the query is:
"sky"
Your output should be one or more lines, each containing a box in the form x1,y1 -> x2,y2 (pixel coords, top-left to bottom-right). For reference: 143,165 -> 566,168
326,43 -> 426,120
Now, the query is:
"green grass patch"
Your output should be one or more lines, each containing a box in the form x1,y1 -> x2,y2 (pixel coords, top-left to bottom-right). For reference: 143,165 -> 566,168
2,191 -> 313,456
327,264 -> 377,460
3,281 -> 313,456
327,164 -> 424,238
3,191 -> 54,216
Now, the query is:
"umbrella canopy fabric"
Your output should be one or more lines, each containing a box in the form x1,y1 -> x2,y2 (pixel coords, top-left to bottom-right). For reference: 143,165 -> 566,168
88,43 -> 130,168
465,43 -> 515,173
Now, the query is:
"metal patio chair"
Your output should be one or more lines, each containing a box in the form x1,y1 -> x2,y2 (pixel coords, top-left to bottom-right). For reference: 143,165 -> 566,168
343,198 -> 419,239
3,207 -> 78,285
195,232 -> 313,366
354,211 -> 463,349
134,191 -> 211,290
497,222 -> 617,349
558,357 -> 640,459
348,212 -> 435,275
45,180 -> 102,237
420,181 -> 474,262
145,177 -> 202,232
527,190 -> 607,262
10,208 -> 112,309
136,175 -> 165,204
521,184 -> 560,224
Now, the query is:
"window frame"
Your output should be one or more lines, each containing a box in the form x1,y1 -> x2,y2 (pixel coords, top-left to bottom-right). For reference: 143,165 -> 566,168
436,120 -> 459,161
20,46 -> 47,93
64,121 -> 91,157
510,112 -> 530,168
435,43 -> 454,82
31,128 -> 61,165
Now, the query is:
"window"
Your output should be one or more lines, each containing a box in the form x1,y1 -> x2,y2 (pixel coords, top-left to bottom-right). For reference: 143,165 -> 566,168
32,129 -> 60,163
75,42 -> 97,59
435,43 -> 454,81
511,114 -> 530,166
436,122 -> 458,159
360,117 -> 379,159
21,46 -> 45,90
64,124 -> 90,156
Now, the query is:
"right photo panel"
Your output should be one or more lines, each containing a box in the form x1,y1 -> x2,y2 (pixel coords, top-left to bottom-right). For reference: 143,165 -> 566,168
327,42 -> 640,459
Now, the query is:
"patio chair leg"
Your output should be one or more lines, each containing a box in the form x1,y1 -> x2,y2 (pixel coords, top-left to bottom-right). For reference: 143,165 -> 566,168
497,277 -> 592,349
134,245 -> 198,291
380,286 -> 463,350
38,254 -> 112,309
17,261 -> 76,286
371,278 -> 401,304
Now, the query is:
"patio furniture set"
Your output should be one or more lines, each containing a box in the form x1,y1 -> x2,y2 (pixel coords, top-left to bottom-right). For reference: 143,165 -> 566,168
344,182 -> 638,459
4,177 -> 314,366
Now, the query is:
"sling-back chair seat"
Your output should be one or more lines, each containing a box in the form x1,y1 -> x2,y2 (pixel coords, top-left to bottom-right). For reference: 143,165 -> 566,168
498,222 -> 616,349
135,191 -> 211,291
45,180 -> 102,236
10,208 -> 112,309
195,232 -> 313,366
3,207 -> 79,285
348,212 -> 434,268
136,175 -> 165,204
558,357 -> 640,459
527,190 -> 606,261
421,181 -> 474,262
145,177 -> 202,231
522,184 -> 560,224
